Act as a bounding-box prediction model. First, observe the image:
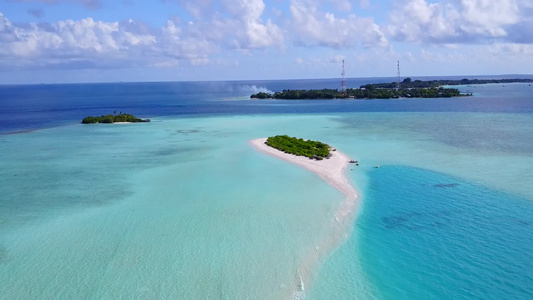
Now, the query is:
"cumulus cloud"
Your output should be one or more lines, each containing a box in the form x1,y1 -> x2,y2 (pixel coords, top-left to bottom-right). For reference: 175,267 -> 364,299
223,0 -> 283,48
0,0 -> 289,71
289,0 -> 388,48
0,13 -> 156,69
0,1 -> 394,72
158,20 -> 216,65
0,0 -> 283,71
387,0 -> 533,44
174,0 -> 284,49
3,0 -> 530,75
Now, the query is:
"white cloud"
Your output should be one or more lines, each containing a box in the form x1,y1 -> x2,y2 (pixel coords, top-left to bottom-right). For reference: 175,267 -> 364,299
289,0 -> 388,48
387,0 -> 533,44
1,0 -> 531,77
159,20 -> 216,64
0,0 -> 286,71
54,19 -> 120,52
228,0 -> 283,48
460,0 -> 519,35
0,13 -> 157,69
173,0 -> 284,49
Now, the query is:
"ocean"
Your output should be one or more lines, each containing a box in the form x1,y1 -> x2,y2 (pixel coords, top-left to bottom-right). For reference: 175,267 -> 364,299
0,77 -> 532,299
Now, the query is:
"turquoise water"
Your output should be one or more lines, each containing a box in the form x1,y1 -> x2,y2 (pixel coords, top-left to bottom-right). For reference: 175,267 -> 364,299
307,112 -> 533,299
1,116 -> 348,299
1,83 -> 533,299
309,167 -> 533,299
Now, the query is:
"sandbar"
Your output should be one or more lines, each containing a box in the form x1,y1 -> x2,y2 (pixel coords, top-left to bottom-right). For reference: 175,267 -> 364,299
249,138 -> 360,298
249,138 -> 358,224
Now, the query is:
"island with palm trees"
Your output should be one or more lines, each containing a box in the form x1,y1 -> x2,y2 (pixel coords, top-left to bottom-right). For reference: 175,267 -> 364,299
82,112 -> 150,124
250,78 -> 532,100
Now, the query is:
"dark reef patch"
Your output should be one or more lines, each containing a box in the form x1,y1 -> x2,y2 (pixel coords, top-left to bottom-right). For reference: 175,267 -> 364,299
382,210 -> 458,231
177,129 -> 201,134
434,183 -> 459,188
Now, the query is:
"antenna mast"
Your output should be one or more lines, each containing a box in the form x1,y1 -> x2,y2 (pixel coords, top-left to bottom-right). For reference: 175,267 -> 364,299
396,60 -> 401,90
341,59 -> 346,94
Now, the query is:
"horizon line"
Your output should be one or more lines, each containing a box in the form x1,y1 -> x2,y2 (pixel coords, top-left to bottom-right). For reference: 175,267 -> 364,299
1,73 -> 533,86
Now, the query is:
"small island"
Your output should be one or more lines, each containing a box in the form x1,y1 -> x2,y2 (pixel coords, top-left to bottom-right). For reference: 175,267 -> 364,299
249,136 -> 359,242
265,135 -> 331,160
82,112 -> 150,124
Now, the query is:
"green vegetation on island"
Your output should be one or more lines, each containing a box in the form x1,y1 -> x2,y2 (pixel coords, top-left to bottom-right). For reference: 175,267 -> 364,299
251,78 -> 532,100
266,135 -> 331,160
363,77 -> 533,89
82,112 -> 150,124
252,86 -> 464,100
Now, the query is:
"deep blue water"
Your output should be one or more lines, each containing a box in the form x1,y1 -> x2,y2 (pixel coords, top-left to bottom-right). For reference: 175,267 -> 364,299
1,76 -> 532,134
360,166 -> 533,299
309,166 -> 533,299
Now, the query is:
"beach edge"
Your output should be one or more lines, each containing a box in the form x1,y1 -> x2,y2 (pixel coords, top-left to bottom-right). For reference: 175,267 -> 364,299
248,138 -> 360,299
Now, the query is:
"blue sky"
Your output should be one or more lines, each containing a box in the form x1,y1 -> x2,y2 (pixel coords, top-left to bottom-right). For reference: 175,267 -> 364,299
1,0 -> 532,83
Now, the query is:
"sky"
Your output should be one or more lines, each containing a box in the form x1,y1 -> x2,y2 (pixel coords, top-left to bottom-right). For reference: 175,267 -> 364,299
0,0 -> 532,84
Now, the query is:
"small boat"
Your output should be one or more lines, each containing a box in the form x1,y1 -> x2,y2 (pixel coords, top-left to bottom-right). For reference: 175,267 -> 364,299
374,165 -> 380,168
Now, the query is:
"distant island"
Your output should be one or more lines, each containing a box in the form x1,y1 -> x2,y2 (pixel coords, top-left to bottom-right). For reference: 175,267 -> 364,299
265,135 -> 331,160
82,112 -> 150,124
363,77 -> 533,89
251,78 -> 533,100
252,87 -> 464,100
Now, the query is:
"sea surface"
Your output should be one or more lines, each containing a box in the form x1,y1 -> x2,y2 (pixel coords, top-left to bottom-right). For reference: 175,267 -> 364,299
0,77 -> 532,299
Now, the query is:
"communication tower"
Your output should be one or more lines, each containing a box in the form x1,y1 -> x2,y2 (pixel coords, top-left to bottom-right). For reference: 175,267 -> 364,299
341,59 -> 346,94
396,60 -> 401,90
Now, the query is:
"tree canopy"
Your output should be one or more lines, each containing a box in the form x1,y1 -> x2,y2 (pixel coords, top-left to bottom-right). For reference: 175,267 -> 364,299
361,78 -> 533,89
251,87 -> 465,100
82,113 -> 150,124
250,78 -> 532,100
265,135 -> 330,160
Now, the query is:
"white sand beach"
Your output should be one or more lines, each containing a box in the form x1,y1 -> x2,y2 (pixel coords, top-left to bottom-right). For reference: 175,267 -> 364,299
249,138 -> 360,298
249,138 -> 358,220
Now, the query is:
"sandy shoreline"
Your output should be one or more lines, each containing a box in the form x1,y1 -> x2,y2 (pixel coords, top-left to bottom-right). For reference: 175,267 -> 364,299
249,138 -> 360,298
249,138 -> 358,216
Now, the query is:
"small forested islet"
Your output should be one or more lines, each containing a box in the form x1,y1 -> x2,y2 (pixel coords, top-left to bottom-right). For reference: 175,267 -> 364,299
265,135 -> 331,160
82,113 -> 150,124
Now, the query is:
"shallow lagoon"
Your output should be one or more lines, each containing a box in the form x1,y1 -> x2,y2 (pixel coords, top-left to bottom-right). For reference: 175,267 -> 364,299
1,80 -> 532,299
